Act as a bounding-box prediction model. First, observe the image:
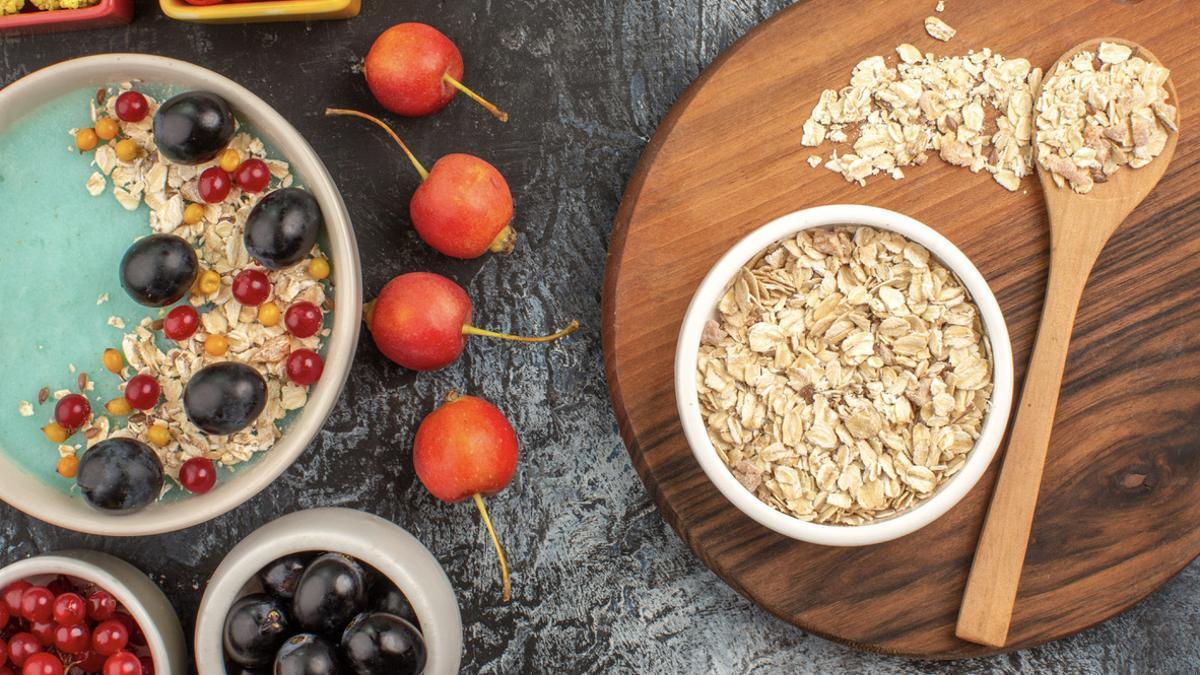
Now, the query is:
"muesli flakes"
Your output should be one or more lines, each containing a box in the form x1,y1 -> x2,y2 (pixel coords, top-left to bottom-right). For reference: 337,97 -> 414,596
696,225 -> 993,525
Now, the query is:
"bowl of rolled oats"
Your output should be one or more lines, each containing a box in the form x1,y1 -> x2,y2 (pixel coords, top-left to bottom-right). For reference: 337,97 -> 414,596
0,54 -> 361,536
677,205 -> 1013,546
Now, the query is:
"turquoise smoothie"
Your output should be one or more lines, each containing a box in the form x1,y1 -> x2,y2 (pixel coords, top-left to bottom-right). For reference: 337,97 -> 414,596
0,86 -> 327,501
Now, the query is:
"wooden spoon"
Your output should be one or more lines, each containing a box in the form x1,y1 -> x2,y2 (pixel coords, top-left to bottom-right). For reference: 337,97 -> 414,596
956,38 -> 1180,648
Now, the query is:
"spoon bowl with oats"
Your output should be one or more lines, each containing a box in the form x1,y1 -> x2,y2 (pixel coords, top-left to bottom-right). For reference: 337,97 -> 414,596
957,38 -> 1180,648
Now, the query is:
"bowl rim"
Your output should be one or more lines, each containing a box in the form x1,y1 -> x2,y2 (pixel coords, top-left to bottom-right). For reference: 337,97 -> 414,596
0,551 -> 187,673
193,508 -> 462,675
0,53 -> 362,536
675,204 -> 1014,546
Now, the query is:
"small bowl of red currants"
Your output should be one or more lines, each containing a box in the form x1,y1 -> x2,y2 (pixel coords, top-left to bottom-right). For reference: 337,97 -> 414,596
0,551 -> 186,675
194,508 -> 461,674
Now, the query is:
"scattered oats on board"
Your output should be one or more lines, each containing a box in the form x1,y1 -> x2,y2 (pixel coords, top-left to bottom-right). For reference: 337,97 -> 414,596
807,155 -> 822,168
1035,42 -> 1177,194
924,16 -> 956,42
65,83 -> 330,492
801,46 -> 1041,192
696,225 -> 993,525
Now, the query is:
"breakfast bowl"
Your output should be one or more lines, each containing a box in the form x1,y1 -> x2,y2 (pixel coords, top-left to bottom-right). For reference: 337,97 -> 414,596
195,508 -> 462,674
676,204 -> 1014,547
0,54 -> 361,536
0,551 -> 187,673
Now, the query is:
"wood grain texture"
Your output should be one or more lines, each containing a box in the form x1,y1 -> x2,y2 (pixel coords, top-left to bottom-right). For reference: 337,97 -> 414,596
603,0 -> 1200,659
957,39 -> 1181,648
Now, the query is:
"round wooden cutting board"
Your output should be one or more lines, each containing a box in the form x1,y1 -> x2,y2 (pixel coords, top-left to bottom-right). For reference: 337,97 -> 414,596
602,0 -> 1200,659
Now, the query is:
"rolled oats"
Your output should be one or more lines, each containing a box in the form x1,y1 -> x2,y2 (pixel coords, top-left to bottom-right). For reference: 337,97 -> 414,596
1035,42 -> 1176,193
696,226 -> 993,525
801,47 -> 1041,191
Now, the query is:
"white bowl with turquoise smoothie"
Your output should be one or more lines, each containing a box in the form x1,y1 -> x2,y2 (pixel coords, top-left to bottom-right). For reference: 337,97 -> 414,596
0,54 -> 361,536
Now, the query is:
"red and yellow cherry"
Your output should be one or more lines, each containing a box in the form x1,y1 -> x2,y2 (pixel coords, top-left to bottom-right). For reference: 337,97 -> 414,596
286,349 -> 324,386
365,272 -> 577,371
123,375 -> 160,411
197,167 -> 231,204
233,158 -> 270,193
231,269 -> 271,306
325,109 -> 515,259
115,92 -> 148,123
54,394 -> 91,432
364,23 -> 508,122
283,302 -> 322,338
413,393 -> 518,602
179,457 -> 217,495
163,305 -> 199,341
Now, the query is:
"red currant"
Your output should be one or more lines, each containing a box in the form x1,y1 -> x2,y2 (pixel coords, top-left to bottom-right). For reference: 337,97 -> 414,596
6,633 -> 39,667
51,593 -> 85,627
286,349 -> 324,386
52,623 -> 89,655
20,652 -> 61,675
179,458 -> 217,495
0,638 -> 5,667
231,269 -> 271,306
114,92 -> 148,123
91,620 -> 128,656
163,305 -> 200,341
102,652 -> 141,675
53,395 -> 90,432
27,622 -> 53,649
123,375 -> 160,411
0,602 -> 8,629
19,588 -> 52,624
284,302 -> 322,338
2,582 -> 29,616
86,591 -> 117,623
76,650 -> 107,673
197,167 -> 231,204
233,159 -> 270,193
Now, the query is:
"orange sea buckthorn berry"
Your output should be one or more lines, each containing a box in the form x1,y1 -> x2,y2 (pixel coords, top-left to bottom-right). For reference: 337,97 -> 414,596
75,128 -> 99,152
95,117 -> 120,141
43,422 -> 69,443
219,148 -> 242,173
205,334 -> 230,357
115,138 -> 140,162
102,348 -> 124,374
57,455 -> 79,479
307,257 -> 331,281
183,203 -> 206,225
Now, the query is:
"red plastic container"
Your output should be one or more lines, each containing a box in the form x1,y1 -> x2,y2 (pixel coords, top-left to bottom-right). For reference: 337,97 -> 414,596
0,0 -> 133,35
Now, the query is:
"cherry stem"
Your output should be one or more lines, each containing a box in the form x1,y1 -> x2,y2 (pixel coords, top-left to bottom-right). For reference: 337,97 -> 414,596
442,73 -> 510,122
462,319 -> 580,343
472,493 -> 511,602
325,107 -> 429,180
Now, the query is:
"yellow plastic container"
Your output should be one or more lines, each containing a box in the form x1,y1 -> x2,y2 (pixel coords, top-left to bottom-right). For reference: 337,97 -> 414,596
160,0 -> 360,24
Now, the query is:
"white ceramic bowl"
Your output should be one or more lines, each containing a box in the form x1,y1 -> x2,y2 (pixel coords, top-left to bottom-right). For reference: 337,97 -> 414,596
0,551 -> 188,674
676,205 -> 1014,546
0,54 -> 362,536
194,508 -> 462,674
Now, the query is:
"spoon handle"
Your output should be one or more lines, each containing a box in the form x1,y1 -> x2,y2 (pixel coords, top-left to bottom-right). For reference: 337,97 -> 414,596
956,224 -> 1108,647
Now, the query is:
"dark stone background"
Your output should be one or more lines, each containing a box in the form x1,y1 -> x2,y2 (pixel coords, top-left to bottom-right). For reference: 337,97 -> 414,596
2,1 -> 1197,672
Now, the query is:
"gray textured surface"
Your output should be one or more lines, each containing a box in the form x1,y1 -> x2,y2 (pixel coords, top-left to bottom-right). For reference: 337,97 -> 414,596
2,1 -> 1198,672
